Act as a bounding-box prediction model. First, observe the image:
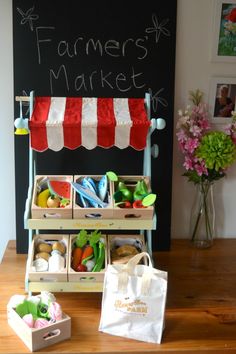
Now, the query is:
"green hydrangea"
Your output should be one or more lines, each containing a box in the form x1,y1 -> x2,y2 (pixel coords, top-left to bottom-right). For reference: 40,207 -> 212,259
196,131 -> 236,171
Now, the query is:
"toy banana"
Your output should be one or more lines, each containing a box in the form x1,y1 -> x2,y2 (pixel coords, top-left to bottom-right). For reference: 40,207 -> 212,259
37,188 -> 50,208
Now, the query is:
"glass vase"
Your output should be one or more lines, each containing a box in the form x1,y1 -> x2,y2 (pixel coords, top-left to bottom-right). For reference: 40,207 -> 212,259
190,181 -> 215,248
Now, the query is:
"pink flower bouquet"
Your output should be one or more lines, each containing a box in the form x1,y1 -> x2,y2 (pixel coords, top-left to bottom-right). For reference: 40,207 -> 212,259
176,90 -> 236,247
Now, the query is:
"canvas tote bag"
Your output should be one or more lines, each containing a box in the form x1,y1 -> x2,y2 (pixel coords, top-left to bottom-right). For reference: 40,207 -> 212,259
99,252 -> 167,344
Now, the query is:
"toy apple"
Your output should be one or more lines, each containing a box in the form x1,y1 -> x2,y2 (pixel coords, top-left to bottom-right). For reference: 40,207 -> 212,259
47,195 -> 60,208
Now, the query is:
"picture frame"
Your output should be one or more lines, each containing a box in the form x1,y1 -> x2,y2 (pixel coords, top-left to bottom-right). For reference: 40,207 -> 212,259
209,77 -> 236,123
211,0 -> 236,62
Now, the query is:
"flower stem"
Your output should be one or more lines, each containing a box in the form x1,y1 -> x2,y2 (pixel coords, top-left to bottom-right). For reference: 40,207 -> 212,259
191,208 -> 202,241
191,181 -> 213,244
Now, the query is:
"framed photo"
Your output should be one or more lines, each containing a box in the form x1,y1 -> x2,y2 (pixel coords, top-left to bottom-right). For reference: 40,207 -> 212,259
209,77 -> 236,123
211,0 -> 236,62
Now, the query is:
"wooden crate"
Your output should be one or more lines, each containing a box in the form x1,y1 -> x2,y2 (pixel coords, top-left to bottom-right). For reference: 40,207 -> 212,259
68,234 -> 107,283
7,307 -> 71,352
28,234 -> 69,282
31,175 -> 73,219
112,176 -> 154,220
73,175 -> 113,219
107,234 -> 147,265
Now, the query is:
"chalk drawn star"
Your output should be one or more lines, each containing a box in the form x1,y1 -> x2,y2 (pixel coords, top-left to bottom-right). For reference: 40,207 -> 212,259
17,6 -> 39,31
145,14 -> 170,43
148,87 -> 168,112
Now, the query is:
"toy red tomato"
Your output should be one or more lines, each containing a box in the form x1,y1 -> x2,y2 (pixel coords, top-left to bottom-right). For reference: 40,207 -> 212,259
118,200 -> 132,208
76,264 -> 87,272
133,200 -> 146,208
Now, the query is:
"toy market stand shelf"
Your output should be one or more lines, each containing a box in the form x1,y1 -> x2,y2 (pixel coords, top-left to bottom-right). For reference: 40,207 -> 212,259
1,239 -> 236,353
17,93 -> 163,293
25,215 -> 156,231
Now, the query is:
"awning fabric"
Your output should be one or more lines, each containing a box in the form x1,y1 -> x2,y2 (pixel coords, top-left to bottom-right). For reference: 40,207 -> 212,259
29,97 -> 150,152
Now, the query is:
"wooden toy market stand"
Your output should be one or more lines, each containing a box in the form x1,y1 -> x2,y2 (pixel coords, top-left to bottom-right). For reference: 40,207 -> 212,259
15,92 -> 165,293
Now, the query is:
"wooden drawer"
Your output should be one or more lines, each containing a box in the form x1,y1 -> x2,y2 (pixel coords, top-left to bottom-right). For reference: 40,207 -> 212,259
31,175 -> 73,219
112,176 -> 154,220
73,175 -> 113,219
27,234 -> 69,282
107,234 -> 147,265
68,234 -> 107,284
7,307 -> 71,352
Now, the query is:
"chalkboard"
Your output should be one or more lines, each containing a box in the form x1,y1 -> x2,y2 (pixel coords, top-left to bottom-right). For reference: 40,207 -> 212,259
13,0 -> 177,253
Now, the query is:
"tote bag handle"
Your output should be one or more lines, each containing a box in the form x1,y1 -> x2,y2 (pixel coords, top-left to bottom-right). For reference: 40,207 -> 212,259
124,252 -> 153,275
118,252 -> 154,295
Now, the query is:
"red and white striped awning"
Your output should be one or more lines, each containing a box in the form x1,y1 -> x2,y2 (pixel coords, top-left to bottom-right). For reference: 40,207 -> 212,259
29,97 -> 150,152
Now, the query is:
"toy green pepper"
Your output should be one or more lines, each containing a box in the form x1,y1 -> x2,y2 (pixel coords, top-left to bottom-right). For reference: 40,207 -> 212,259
133,179 -> 148,200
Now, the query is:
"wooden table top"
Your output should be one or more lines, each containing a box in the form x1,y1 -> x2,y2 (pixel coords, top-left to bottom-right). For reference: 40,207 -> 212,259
1,239 -> 236,353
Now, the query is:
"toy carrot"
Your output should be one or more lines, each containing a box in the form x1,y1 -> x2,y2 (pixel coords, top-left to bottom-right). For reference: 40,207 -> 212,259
81,245 -> 93,262
71,247 -> 83,270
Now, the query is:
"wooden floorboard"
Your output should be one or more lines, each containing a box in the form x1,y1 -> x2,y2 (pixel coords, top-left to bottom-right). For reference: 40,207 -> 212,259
1,239 -> 236,353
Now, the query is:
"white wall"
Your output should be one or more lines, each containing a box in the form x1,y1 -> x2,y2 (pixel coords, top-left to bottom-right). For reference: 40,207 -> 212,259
0,0 -> 15,263
1,0 -> 236,262
172,0 -> 236,239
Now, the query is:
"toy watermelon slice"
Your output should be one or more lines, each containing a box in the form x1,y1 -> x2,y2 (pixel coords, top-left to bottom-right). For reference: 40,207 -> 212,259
48,180 -> 71,199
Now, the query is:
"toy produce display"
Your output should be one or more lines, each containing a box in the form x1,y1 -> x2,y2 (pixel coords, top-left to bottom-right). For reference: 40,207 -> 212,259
111,244 -> 139,264
110,236 -> 144,264
34,174 -> 155,212
71,230 -> 105,272
36,178 -> 71,208
8,292 -> 63,329
109,172 -> 156,209
71,175 -> 109,208
32,240 -> 66,272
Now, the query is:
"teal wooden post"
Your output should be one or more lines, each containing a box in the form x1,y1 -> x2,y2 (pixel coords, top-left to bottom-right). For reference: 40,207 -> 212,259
25,91 -> 35,293
143,93 -> 166,255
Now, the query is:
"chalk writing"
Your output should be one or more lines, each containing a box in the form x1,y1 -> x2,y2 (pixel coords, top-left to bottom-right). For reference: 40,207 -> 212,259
49,65 -> 146,95
148,87 -> 168,112
36,27 -> 55,64
35,28 -> 149,64
145,13 -> 170,43
16,7 -> 171,108
17,6 -> 39,31
60,36 -> 148,60
20,90 -> 30,116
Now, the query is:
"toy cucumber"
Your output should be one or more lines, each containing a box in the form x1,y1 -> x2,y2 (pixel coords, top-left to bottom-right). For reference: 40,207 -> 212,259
92,241 -> 105,272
